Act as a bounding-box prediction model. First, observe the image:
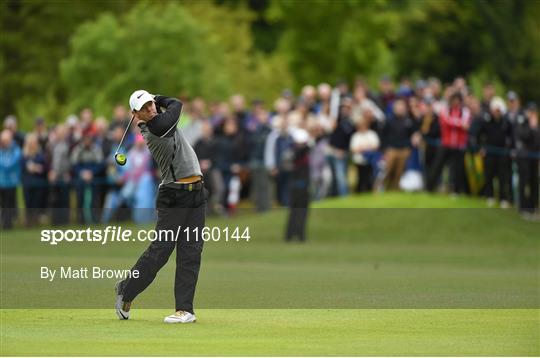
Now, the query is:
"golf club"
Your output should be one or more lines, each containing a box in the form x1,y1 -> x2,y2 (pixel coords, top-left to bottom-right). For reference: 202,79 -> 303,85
114,114 -> 135,166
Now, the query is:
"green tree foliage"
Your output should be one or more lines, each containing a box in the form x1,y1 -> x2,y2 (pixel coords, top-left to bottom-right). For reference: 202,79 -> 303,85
0,0 -> 129,127
394,0 -> 540,101
2,0 -> 537,125
267,0 -> 401,88
268,0 -> 538,100
181,1 -> 293,102
60,2 -> 232,116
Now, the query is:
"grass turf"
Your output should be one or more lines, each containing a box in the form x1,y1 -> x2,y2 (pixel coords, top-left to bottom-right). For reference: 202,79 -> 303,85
1,193 -> 539,356
1,309 -> 538,356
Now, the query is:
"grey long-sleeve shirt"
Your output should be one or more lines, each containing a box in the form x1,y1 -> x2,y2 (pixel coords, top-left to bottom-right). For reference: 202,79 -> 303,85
51,141 -> 71,177
137,95 -> 202,186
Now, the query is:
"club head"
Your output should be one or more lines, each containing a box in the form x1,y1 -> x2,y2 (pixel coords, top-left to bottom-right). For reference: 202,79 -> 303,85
115,153 -> 127,166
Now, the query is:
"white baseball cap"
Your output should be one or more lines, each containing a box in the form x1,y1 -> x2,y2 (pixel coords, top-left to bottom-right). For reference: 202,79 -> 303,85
129,90 -> 155,111
490,96 -> 507,114
290,127 -> 310,144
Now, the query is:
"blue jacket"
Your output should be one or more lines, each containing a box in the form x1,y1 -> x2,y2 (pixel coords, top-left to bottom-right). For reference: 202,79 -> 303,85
0,143 -> 22,188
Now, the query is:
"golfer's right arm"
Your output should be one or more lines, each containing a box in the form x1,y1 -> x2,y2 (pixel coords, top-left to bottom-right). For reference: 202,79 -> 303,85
147,95 -> 183,138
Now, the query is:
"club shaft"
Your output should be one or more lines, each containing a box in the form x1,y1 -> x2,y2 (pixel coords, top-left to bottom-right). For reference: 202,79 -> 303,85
115,115 -> 135,154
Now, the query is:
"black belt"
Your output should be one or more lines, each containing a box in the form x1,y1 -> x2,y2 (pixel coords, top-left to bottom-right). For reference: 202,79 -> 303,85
163,180 -> 204,191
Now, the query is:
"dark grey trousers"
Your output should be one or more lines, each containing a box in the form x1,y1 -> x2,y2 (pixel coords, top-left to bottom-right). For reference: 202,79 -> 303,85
122,186 -> 207,314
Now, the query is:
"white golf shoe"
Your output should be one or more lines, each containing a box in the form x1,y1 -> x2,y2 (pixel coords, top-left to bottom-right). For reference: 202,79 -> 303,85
163,310 -> 197,323
114,280 -> 131,320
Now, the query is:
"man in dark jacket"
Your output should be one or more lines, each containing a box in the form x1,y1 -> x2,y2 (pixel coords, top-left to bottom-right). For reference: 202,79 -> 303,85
515,103 -> 539,216
213,116 -> 248,212
285,129 -> 311,242
327,97 -> 355,196
505,91 -> 526,203
419,98 -> 440,185
475,97 -> 514,207
249,108 -> 272,211
381,98 -> 417,190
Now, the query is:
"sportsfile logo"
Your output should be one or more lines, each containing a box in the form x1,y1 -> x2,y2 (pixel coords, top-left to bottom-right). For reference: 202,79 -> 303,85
40,226 -> 251,245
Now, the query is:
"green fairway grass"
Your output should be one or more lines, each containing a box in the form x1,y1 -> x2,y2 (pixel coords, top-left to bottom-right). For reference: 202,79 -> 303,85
1,193 -> 538,356
1,309 -> 538,356
314,191 -> 490,208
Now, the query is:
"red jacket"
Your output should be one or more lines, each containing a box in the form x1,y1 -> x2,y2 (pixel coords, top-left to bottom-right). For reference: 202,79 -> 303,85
439,106 -> 471,149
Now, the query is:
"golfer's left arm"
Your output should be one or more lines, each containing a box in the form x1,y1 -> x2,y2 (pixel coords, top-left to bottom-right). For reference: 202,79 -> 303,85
147,95 -> 183,138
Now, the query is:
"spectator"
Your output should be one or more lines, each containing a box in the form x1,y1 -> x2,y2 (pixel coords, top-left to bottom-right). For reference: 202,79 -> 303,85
21,133 -> 48,226
48,124 -> 71,225
0,129 -> 21,229
377,75 -> 396,116
515,103 -> 539,217
308,119 -> 331,201
396,77 -> 414,98
300,85 -> 317,113
3,115 -> 25,148
350,110 -> 380,193
270,97 -> 291,128
214,116 -> 248,212
418,98 -> 440,184
403,96 -> 424,191
285,128 -> 311,242
71,127 -> 103,223
122,134 -> 155,223
481,82 -> 496,113
230,94 -> 249,132
281,88 -> 295,103
505,91 -> 524,203
102,126 -> 130,223
243,99 -> 265,133
428,77 -> 442,99
109,105 -> 135,151
289,100 -> 316,130
506,91 -> 525,125
475,97 -> 514,207
94,116 -> 110,209
427,77 -> 444,113
109,104 -> 130,133
315,83 -> 332,116
33,117 -> 48,151
265,111 -> 294,206
407,95 -> 423,121
463,96 -> 487,196
352,85 -> 385,124
427,92 -> 471,194
354,76 -> 378,101
66,115 -> 82,150
466,95 -> 483,149
79,107 -> 94,132
330,79 -> 349,120
327,97 -> 355,196
248,106 -> 272,212
183,97 -> 206,146
209,101 -> 230,135
194,120 -> 224,214
380,99 -> 416,190
93,117 -> 109,151
414,79 -> 428,99
452,77 -> 468,98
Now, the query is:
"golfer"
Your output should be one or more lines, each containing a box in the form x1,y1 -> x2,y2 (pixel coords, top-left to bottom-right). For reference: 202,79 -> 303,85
115,90 -> 206,323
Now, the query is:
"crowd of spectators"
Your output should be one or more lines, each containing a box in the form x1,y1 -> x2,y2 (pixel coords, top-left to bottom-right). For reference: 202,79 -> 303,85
1,76 -> 539,229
